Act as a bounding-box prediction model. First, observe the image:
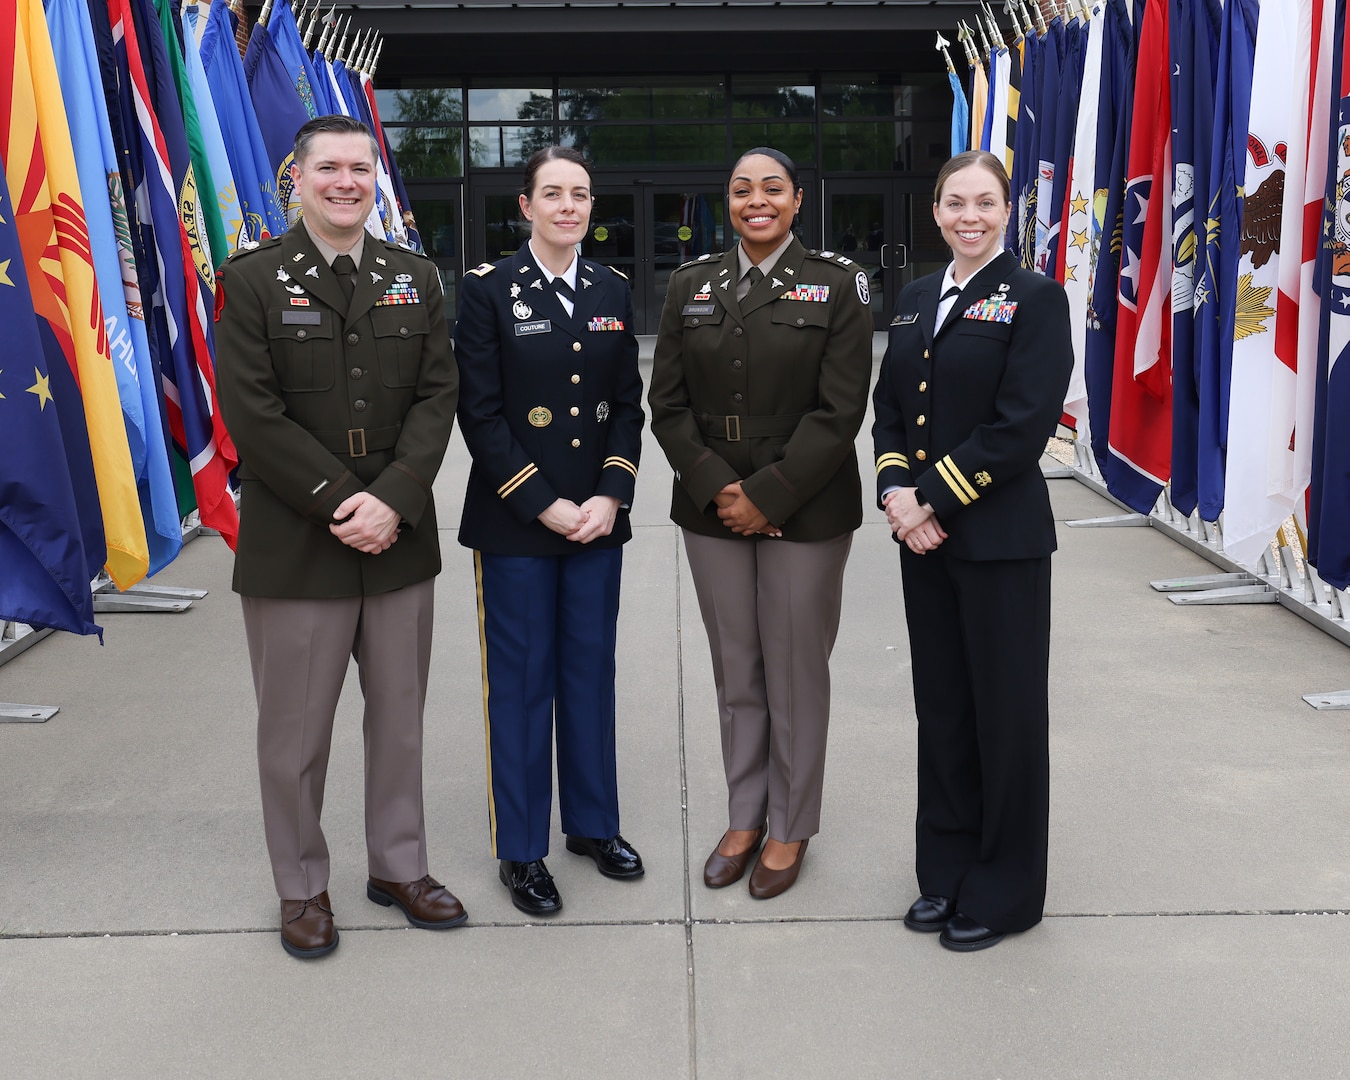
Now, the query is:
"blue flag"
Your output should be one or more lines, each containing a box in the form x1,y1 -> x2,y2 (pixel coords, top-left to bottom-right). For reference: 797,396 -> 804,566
1045,17 -> 1086,277
0,166 -> 102,638
46,0 -> 182,574
198,0 -> 287,241
948,68 -> 970,155
1033,18 -> 1065,273
267,0 -> 323,118
1084,0 -> 1135,479
1310,0 -> 1350,589
244,22 -> 311,223
1008,30 -> 1040,260
1192,0 -> 1258,521
1167,0 -> 1220,517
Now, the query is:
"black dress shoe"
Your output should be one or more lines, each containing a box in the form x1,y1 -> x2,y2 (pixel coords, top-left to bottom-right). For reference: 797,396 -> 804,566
565,834 -> 645,879
903,893 -> 956,933
939,912 -> 1006,952
499,859 -> 563,916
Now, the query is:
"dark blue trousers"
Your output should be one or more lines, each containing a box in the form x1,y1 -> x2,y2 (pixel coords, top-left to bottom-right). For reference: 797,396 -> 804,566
474,546 -> 623,862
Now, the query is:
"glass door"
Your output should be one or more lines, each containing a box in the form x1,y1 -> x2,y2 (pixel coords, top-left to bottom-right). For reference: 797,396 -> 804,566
821,178 -> 947,330
643,187 -> 726,333
405,182 -> 463,324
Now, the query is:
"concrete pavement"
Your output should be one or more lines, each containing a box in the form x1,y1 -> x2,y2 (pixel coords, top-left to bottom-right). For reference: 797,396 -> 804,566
3,351 -> 1349,1078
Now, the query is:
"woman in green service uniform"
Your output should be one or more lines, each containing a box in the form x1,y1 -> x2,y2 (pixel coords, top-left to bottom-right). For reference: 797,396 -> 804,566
648,147 -> 873,899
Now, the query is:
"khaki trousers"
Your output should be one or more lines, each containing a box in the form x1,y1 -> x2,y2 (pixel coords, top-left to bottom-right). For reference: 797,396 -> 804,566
683,530 -> 852,842
241,579 -> 434,900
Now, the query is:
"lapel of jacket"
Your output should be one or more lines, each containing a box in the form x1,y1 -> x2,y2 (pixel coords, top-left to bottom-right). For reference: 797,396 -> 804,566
281,227 -> 347,318
739,237 -> 806,318
347,235 -> 394,326
703,250 -> 742,328
518,247 -> 578,337
935,250 -> 1018,340
916,278 -> 940,349
571,259 -> 609,331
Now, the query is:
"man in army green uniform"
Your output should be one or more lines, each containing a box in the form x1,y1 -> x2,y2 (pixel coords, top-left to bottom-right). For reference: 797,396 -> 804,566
215,115 -> 461,959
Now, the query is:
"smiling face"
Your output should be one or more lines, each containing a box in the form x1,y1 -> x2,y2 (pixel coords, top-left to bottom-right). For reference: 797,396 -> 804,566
933,162 -> 1011,276
519,158 -> 593,259
291,131 -> 377,249
729,154 -> 803,262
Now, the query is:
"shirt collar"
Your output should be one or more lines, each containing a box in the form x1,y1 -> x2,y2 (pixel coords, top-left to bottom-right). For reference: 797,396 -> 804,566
528,240 -> 579,290
737,232 -> 796,281
304,221 -> 367,268
945,249 -> 1004,294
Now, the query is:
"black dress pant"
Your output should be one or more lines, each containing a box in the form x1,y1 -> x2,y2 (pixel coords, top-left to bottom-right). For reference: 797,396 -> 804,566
899,548 -> 1051,933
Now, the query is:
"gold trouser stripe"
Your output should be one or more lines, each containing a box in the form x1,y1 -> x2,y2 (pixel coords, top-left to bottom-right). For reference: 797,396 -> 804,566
875,451 -> 908,475
936,456 -> 979,505
604,456 -> 638,479
497,463 -> 537,499
473,551 -> 500,857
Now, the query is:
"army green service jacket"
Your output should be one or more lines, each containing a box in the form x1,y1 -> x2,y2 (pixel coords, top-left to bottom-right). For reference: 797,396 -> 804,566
648,238 -> 874,542
215,225 -> 458,598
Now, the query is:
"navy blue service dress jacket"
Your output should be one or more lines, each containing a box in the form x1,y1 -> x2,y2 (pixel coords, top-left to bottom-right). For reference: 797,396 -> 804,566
453,249 -> 643,555
872,250 -> 1072,557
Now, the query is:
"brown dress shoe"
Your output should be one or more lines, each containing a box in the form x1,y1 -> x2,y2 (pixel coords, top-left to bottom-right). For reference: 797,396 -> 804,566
748,838 -> 809,900
367,874 -> 468,929
704,825 -> 766,888
280,891 -> 338,959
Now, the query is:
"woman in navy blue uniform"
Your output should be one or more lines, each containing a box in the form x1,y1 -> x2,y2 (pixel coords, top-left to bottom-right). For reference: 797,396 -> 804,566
454,146 -> 645,916
872,151 -> 1071,951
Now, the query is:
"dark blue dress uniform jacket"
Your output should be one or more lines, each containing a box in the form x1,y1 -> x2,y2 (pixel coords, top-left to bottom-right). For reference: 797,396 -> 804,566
453,249 -> 643,555
872,251 -> 1072,556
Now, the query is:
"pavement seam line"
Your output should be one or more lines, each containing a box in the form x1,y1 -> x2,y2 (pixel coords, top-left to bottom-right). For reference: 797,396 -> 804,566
674,529 -> 699,1080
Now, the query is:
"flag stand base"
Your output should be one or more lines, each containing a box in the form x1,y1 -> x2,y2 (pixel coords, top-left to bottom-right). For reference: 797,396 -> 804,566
1303,691 -> 1350,710
1065,513 -> 1150,527
0,703 -> 59,723
91,580 -> 208,614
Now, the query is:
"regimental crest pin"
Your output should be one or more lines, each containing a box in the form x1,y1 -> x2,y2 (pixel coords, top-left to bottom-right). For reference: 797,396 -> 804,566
277,268 -> 292,282
513,300 -> 533,320
510,282 -> 521,298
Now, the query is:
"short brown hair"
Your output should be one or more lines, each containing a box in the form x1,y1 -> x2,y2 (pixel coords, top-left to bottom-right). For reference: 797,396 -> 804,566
293,114 -> 380,167
934,150 -> 1011,206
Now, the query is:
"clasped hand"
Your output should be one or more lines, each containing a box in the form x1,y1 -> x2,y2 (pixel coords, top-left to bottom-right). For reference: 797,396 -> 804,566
330,491 -> 401,554
714,482 -> 781,537
883,487 -> 947,554
538,495 -> 621,544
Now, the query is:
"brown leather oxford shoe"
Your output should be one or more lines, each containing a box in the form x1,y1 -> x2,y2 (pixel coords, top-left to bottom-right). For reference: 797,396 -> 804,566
367,874 -> 468,929
280,891 -> 338,959
703,825 -> 766,888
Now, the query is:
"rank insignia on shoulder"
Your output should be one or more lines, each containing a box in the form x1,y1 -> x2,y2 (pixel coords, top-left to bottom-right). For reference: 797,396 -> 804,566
891,313 -> 919,325
466,263 -> 495,277
608,265 -> 628,280
975,471 -> 992,487
962,298 -> 1017,323
836,255 -> 854,266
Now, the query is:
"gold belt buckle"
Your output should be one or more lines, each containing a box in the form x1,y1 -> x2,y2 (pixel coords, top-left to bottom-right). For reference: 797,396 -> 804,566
724,415 -> 741,442
347,428 -> 367,457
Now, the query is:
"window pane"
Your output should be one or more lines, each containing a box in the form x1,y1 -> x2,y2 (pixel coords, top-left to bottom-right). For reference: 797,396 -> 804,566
581,195 -> 637,260
820,77 -> 895,118
652,124 -> 726,164
469,126 -> 555,168
822,121 -> 913,171
376,87 -> 463,124
558,79 -> 725,121
729,123 -> 815,165
407,196 -> 460,322
482,194 -> 528,260
570,124 -> 725,165
387,127 -> 463,178
468,87 -> 553,122
732,80 -> 815,119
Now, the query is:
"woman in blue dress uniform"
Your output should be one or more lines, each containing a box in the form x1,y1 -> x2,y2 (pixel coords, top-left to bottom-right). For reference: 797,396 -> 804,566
454,146 -> 645,916
872,150 -> 1072,951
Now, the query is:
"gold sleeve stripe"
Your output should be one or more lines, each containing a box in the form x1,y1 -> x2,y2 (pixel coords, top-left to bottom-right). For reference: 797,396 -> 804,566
604,456 -> 638,478
936,456 -> 979,505
875,452 -> 908,475
497,464 -> 538,498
